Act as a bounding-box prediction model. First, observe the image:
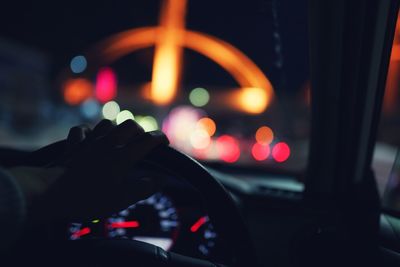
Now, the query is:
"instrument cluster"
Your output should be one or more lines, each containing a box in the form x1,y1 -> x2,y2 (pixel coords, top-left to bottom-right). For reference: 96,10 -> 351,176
67,172 -> 229,261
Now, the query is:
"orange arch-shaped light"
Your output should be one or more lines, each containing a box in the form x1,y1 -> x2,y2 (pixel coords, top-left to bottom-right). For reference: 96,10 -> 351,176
93,27 -> 274,113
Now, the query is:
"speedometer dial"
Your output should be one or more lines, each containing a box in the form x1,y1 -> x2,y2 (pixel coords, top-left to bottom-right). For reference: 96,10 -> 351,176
107,192 -> 179,251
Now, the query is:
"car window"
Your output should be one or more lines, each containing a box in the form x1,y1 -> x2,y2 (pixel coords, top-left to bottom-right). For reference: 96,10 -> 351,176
0,0 -> 309,172
374,11 -> 400,207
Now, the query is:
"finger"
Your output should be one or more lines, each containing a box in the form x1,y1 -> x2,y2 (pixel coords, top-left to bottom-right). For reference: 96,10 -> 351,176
103,119 -> 145,148
67,125 -> 91,152
90,119 -> 115,139
124,131 -> 169,158
110,131 -> 168,175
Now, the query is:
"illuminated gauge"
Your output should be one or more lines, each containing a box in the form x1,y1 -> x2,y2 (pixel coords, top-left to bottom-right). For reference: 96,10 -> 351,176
190,216 -> 218,256
68,223 -> 91,240
107,192 -> 179,251
68,219 -> 104,240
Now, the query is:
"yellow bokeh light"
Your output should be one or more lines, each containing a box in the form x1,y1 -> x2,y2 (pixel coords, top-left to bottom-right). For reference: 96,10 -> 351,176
116,110 -> 135,125
237,87 -> 269,114
197,117 -> 216,136
255,126 -> 274,145
102,101 -> 120,120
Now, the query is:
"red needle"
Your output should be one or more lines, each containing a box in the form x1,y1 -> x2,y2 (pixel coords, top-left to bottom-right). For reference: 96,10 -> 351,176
190,216 -> 208,233
72,227 -> 91,238
110,221 -> 140,228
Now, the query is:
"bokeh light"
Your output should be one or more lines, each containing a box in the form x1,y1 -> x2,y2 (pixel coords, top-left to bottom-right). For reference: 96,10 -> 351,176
196,117 -> 216,136
102,101 -> 120,120
96,67 -> 117,103
252,143 -> 270,161
272,142 -> 290,162
216,135 -> 240,163
70,55 -> 87,74
150,0 -> 186,106
189,87 -> 210,107
190,129 -> 211,149
162,106 -> 203,143
237,87 -> 268,114
63,78 -> 93,105
136,116 -> 159,132
80,99 -> 100,119
116,110 -> 135,125
255,126 -> 274,145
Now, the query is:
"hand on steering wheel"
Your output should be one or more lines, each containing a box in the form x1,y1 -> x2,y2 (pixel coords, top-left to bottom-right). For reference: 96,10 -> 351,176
29,119 -> 168,222
12,119 -> 256,267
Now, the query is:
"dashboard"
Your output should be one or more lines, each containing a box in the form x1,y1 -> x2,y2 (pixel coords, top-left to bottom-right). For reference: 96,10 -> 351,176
63,164 -> 303,267
66,169 -> 230,262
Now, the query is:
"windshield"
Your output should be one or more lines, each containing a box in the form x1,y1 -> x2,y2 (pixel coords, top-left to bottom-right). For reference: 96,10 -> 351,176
0,0 -> 309,171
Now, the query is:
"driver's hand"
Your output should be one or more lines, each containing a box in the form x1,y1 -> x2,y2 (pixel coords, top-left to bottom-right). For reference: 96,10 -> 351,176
28,119 -> 168,223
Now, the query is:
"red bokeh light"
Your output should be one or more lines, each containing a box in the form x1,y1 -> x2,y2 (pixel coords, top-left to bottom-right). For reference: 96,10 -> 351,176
252,143 -> 270,161
216,135 -> 240,163
95,67 -> 117,103
272,142 -> 290,162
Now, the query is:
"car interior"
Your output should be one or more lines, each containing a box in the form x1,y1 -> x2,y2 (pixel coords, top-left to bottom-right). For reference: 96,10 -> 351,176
1,0 -> 400,266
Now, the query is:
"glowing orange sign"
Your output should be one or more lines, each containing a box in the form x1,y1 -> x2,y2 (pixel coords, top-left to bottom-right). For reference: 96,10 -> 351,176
384,12 -> 400,113
92,0 -> 274,114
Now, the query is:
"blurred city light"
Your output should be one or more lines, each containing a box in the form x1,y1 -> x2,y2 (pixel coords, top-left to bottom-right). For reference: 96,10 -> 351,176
236,87 -> 269,114
63,78 -> 93,105
95,67 -> 117,103
252,143 -> 270,161
190,129 -> 211,149
216,135 -> 240,163
255,126 -> 274,145
98,28 -> 274,113
189,87 -> 210,107
80,99 -> 100,119
58,0 -> 284,164
70,55 -> 87,74
162,106 -> 202,143
196,117 -> 216,136
93,0 -> 274,113
151,0 -> 186,105
102,101 -> 120,120
136,116 -> 159,132
116,110 -> 134,125
272,142 -> 290,163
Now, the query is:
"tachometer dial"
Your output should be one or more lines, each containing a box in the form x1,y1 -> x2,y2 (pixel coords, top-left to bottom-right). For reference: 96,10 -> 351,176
68,219 -> 105,240
69,223 -> 91,240
107,192 -> 179,251
190,215 -> 217,256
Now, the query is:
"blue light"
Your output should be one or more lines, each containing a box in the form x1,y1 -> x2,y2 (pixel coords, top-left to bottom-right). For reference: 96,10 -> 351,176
80,99 -> 100,119
70,55 -> 87,74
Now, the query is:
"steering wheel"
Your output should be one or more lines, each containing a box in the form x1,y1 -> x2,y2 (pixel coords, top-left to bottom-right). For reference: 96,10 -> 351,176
16,142 -> 257,267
